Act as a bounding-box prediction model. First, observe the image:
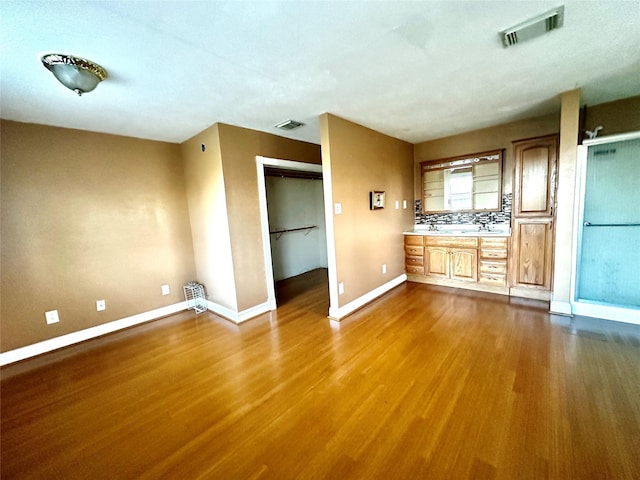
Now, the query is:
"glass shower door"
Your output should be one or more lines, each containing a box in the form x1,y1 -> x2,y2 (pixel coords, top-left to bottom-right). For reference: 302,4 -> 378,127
574,135 -> 640,322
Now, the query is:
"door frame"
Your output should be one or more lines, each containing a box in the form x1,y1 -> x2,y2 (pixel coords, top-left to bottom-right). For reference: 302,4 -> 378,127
570,131 -> 640,324
256,156 -> 323,310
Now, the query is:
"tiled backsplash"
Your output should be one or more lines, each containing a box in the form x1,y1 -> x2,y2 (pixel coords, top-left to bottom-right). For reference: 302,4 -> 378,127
415,193 -> 512,226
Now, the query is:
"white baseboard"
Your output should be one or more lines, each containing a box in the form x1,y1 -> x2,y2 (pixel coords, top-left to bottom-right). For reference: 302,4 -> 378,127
572,302 -> 640,325
207,300 -> 271,324
206,300 -> 239,322
0,302 -> 188,366
550,300 -> 573,316
329,274 -> 406,321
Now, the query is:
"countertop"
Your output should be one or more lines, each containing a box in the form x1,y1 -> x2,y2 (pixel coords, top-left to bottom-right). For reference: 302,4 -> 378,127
404,225 -> 511,237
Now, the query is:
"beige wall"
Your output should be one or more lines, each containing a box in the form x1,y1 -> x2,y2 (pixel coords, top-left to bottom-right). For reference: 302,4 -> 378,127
320,114 -> 414,308
183,123 -> 322,314
584,95 -> 640,137
1,121 -> 196,352
218,124 -> 322,311
180,124 -> 237,311
413,113 -> 560,198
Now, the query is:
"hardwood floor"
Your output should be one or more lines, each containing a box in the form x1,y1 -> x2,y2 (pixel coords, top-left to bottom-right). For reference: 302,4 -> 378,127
2,270 -> 640,479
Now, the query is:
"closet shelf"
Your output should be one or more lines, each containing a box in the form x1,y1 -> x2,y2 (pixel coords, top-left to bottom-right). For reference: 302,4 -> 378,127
269,225 -> 317,240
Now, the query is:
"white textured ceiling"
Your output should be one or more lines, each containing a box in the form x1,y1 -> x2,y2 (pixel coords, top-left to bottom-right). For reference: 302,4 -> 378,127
1,1 -> 639,145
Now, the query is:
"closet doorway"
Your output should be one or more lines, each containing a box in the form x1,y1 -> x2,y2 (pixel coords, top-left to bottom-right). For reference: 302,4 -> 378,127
256,157 -> 328,310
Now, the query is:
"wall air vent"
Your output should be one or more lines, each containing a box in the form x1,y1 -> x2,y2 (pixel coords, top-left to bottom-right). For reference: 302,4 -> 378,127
500,5 -> 564,48
274,119 -> 305,130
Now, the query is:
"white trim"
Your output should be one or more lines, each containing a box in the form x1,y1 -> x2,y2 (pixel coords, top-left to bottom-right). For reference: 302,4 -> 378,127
329,274 -> 406,320
550,300 -> 572,316
0,302 -> 188,366
582,131 -> 640,146
256,158 -> 277,310
257,157 -> 323,173
569,145 -> 588,313
206,299 -> 240,322
255,156 -> 323,311
573,301 -> 640,325
237,302 -> 272,323
207,299 -> 271,324
320,150 -> 339,319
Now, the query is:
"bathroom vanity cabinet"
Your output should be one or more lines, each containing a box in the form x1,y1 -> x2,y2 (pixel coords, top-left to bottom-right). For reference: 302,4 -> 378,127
478,237 -> 509,288
404,235 -> 425,275
404,233 -> 509,295
424,236 -> 478,282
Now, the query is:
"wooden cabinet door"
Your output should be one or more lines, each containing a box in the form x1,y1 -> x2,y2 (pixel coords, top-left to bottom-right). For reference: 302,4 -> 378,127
511,218 -> 554,290
450,248 -> 478,282
513,134 -> 558,217
426,247 -> 449,277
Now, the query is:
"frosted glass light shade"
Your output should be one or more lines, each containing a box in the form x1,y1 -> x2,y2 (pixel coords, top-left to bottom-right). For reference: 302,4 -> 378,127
41,54 -> 107,96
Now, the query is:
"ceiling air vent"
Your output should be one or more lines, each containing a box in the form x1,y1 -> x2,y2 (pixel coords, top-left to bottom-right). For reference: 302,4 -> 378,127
274,119 -> 305,130
500,5 -> 564,48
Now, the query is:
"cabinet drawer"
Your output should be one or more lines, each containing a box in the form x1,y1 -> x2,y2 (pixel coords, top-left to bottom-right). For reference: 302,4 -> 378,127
405,246 -> 424,256
405,256 -> 424,266
478,272 -> 507,287
404,235 -> 424,246
406,265 -> 425,275
480,248 -> 508,260
479,260 -> 507,274
479,237 -> 508,249
425,236 -> 478,248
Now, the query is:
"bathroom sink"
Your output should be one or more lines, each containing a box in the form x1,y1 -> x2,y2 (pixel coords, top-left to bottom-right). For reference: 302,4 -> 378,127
406,227 -> 511,236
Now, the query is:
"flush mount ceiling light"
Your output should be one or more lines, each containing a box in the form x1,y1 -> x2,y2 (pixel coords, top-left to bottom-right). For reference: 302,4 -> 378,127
41,53 -> 108,96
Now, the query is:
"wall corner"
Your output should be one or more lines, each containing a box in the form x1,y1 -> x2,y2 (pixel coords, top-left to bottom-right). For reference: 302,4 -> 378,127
553,89 -> 581,306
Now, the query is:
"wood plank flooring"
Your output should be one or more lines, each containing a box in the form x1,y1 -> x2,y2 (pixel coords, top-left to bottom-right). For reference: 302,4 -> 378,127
2,269 -> 640,479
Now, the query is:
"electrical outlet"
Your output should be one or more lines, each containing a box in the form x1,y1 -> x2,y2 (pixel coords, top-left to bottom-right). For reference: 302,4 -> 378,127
382,264 -> 387,274
338,282 -> 344,295
161,284 -> 170,295
334,203 -> 342,215
45,310 -> 59,325
96,300 -> 106,312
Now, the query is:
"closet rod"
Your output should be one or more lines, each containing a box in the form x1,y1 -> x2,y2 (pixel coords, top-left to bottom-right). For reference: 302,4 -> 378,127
269,225 -> 317,240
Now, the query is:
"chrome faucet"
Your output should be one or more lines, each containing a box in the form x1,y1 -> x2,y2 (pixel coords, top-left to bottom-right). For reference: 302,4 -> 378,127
428,221 -> 439,231
477,220 -> 491,232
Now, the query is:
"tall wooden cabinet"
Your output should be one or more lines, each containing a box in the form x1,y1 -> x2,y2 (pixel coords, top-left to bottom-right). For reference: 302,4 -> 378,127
513,135 -> 558,217
510,134 -> 558,299
511,218 -> 554,291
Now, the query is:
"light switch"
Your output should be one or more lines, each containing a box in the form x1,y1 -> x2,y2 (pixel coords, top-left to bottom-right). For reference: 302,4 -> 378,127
403,200 -> 407,209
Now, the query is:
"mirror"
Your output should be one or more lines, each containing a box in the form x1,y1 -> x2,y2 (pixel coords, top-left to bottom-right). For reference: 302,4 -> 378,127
421,150 -> 503,213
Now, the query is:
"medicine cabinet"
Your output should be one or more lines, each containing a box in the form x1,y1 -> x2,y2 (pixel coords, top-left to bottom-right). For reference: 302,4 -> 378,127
420,150 -> 503,213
